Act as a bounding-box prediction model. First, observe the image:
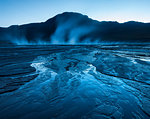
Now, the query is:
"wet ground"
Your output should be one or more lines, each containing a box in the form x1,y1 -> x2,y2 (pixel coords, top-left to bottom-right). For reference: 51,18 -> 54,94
0,45 -> 150,119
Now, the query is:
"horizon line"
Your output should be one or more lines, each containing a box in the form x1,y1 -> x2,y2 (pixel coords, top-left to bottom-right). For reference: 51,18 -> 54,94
1,12 -> 150,28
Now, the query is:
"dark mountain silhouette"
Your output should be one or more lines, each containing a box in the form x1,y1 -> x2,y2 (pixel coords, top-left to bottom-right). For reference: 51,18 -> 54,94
0,12 -> 150,45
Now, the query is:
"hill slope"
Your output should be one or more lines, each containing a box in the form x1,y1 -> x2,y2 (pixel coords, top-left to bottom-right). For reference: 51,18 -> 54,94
0,12 -> 150,45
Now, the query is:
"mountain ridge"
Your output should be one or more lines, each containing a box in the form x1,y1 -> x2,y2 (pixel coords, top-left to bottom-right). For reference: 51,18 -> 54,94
0,12 -> 150,45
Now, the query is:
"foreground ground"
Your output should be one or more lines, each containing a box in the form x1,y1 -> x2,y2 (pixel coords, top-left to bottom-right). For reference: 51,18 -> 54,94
0,45 -> 150,119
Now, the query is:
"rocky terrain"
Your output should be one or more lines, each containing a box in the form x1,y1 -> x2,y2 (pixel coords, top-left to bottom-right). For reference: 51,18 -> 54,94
0,45 -> 150,119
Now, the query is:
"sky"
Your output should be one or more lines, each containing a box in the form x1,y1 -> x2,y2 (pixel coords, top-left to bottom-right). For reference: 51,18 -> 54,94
0,0 -> 150,27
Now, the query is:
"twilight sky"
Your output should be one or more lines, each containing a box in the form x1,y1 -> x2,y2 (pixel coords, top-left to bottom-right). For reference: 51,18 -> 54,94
0,0 -> 150,27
